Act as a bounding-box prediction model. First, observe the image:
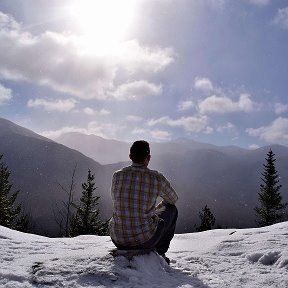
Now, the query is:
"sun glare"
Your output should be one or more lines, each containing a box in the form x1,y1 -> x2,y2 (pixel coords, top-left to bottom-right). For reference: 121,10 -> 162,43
69,0 -> 137,54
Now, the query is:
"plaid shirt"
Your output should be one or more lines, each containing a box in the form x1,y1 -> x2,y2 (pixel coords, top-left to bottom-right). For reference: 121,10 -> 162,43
109,163 -> 178,246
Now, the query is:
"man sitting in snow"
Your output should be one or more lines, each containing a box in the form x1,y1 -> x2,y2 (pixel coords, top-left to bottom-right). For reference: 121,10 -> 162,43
109,140 -> 178,264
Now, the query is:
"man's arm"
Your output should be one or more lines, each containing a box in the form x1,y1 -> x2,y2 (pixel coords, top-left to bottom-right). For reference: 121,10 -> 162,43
156,174 -> 178,210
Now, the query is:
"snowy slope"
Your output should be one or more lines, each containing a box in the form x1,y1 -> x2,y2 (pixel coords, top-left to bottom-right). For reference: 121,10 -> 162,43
1,223 -> 288,288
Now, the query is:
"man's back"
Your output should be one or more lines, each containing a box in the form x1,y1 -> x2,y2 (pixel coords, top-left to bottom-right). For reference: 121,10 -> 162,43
109,163 -> 177,246
109,140 -> 178,261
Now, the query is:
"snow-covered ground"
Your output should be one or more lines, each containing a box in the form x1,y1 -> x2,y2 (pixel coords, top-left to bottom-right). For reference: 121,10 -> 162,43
1,222 -> 288,288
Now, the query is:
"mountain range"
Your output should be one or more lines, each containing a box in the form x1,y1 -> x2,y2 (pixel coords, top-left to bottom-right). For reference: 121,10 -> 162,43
1,117 -> 288,236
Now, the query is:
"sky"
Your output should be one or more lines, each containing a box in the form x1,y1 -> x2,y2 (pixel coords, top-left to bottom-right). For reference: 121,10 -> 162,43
1,222 -> 288,287
0,0 -> 288,149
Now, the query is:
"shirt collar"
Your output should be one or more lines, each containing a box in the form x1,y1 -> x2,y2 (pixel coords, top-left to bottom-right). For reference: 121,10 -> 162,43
131,162 -> 147,168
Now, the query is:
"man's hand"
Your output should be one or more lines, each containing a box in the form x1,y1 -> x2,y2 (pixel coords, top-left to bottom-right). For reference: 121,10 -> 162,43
155,201 -> 166,214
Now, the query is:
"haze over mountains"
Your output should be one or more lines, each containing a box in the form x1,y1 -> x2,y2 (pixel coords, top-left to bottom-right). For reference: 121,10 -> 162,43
1,117 -> 288,236
55,133 -> 130,165
55,132 -> 249,165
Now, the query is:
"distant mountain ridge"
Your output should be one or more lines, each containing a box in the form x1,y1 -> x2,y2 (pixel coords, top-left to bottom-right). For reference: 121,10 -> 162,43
1,117 -> 288,236
55,132 -> 130,164
0,117 -> 50,141
55,132 -> 249,164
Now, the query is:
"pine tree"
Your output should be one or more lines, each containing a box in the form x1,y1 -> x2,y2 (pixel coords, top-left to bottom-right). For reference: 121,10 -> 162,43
0,154 -> 28,231
196,205 -> 216,232
255,149 -> 287,227
70,169 -> 108,236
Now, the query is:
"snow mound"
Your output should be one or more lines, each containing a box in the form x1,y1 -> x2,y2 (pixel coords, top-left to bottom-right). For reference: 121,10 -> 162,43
1,222 -> 288,287
247,251 -> 281,265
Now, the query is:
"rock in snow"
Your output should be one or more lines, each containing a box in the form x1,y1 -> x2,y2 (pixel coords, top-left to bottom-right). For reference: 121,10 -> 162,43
1,222 -> 288,287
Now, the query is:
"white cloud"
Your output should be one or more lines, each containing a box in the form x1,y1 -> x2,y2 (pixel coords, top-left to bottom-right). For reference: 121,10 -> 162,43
109,81 -> 162,101
41,121 -> 124,140
125,115 -> 143,122
247,0 -> 271,6
83,107 -> 110,116
178,100 -> 194,111
87,121 -> 124,139
43,121 -> 171,142
246,117 -> 288,144
194,77 -> 214,92
273,7 -> 288,30
249,144 -> 260,150
204,126 -> 214,134
150,129 -> 171,141
132,128 -> 171,142
199,94 -> 255,114
274,103 -> 288,115
148,115 -> 210,133
0,11 -> 20,30
41,126 -> 87,139
0,84 -> 12,104
216,122 -> 235,133
118,40 -> 174,74
27,98 -> 77,112
0,13 -> 173,100
83,107 -> 94,115
131,128 -> 147,135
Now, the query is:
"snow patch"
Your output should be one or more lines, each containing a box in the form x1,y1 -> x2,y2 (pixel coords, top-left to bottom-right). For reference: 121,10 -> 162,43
259,251 -> 281,265
1,222 -> 288,287
247,251 -> 281,265
246,252 -> 264,263
278,258 -> 288,268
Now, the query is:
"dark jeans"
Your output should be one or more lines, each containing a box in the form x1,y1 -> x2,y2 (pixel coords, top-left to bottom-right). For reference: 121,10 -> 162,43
113,203 -> 178,255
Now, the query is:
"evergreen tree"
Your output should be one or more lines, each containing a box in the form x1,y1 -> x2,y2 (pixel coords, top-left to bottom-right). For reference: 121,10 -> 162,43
0,154 -> 28,231
255,149 -> 287,227
70,169 -> 108,236
196,205 -> 216,232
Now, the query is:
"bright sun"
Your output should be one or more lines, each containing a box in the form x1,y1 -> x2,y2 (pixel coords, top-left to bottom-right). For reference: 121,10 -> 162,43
69,0 -> 137,54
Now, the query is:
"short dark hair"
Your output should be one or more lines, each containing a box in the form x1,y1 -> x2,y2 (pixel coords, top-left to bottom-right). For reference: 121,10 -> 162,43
130,140 -> 150,163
